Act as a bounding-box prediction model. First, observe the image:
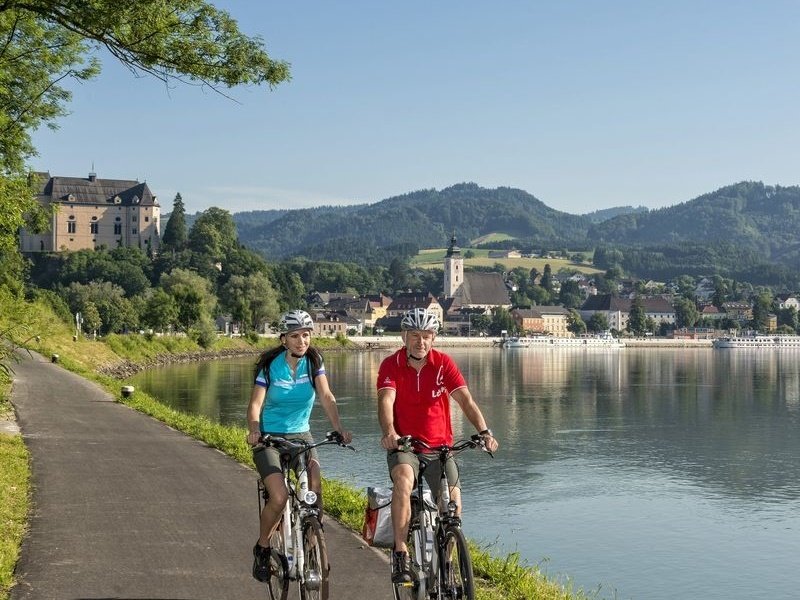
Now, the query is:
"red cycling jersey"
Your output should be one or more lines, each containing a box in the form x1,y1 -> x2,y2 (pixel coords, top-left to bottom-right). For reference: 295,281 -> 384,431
377,347 -> 467,446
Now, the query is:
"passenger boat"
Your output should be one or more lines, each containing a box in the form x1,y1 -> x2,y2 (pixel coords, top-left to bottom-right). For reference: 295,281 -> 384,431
502,336 -> 531,348
712,335 -> 800,348
502,332 -> 624,348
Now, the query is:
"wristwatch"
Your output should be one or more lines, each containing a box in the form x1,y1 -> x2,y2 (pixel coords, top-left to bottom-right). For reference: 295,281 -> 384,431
479,428 -> 493,437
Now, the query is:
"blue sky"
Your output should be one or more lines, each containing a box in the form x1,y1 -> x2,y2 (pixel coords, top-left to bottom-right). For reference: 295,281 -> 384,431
31,1 -> 800,216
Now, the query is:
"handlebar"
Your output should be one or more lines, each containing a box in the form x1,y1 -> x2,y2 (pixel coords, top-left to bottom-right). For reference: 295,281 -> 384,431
396,434 -> 493,458
256,430 -> 356,453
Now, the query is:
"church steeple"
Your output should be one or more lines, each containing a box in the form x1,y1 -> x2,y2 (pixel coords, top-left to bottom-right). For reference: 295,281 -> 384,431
443,232 -> 463,298
446,232 -> 461,258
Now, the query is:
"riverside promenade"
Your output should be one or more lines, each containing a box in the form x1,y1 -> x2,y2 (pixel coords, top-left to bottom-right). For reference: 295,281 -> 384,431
9,351 -> 393,600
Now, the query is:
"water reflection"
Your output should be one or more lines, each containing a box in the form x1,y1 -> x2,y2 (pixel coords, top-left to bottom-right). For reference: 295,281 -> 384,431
130,347 -> 800,600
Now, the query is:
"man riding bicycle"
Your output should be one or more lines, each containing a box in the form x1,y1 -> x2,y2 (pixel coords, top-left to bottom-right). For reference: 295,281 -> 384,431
377,308 -> 499,584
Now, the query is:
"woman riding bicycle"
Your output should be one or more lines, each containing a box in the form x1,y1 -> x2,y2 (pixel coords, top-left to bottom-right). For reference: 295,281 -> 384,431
247,309 -> 352,582
377,308 -> 499,584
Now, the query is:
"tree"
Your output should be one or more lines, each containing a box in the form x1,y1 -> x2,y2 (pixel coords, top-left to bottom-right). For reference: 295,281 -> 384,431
567,309 -> 587,335
587,312 -> 609,333
540,263 -> 554,294
161,193 -> 188,251
751,291 -> 773,332
558,280 -> 584,309
140,289 -> 179,333
160,268 -> 217,332
0,1 -> 290,174
220,273 -> 280,332
489,307 -> 516,336
673,297 -> 699,329
627,296 -> 647,336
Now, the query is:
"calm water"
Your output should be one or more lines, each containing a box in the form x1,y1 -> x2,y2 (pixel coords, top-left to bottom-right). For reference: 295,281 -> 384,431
130,347 -> 800,600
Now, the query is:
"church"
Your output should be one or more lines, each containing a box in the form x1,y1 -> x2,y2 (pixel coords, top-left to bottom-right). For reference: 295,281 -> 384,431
440,235 -> 512,335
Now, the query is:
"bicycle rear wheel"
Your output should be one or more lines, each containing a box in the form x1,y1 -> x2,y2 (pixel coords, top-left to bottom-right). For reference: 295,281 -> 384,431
439,527 -> 474,600
299,517 -> 329,600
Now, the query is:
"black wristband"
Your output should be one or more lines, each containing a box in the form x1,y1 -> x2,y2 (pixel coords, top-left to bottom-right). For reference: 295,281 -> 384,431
479,428 -> 493,437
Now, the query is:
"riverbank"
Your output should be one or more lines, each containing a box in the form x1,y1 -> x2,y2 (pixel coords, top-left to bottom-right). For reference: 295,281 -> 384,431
2,298 -> 591,600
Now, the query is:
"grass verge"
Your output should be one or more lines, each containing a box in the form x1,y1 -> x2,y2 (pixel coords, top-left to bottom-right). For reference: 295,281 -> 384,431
0,429 -> 29,600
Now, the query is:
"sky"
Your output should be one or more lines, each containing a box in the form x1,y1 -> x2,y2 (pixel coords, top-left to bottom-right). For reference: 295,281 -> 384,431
30,1 -> 800,216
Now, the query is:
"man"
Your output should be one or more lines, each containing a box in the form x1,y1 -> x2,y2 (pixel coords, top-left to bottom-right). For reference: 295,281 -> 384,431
377,307 -> 499,584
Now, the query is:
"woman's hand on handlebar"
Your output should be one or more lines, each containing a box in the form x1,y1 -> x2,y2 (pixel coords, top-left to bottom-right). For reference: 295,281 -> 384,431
333,429 -> 353,445
247,431 -> 261,446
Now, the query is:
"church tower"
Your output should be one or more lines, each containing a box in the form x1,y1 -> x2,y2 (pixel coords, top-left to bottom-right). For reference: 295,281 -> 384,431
443,233 -> 463,298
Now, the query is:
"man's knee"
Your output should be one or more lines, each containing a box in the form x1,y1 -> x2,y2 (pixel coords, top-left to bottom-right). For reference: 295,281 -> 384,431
391,464 -> 415,494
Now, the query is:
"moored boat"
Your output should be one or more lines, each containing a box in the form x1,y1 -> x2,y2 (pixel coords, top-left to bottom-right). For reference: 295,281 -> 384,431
713,334 -> 800,348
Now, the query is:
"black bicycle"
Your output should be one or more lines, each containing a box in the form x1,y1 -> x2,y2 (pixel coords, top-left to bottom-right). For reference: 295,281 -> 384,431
392,435 -> 492,600
255,431 -> 354,600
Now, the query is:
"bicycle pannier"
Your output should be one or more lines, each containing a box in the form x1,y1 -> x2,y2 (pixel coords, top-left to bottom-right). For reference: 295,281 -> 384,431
362,486 -> 393,548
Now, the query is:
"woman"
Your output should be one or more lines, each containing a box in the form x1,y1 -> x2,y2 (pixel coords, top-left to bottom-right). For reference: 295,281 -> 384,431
246,309 -> 352,582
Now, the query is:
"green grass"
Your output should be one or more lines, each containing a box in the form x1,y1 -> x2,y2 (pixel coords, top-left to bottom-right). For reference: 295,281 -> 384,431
0,432 -> 29,600
410,247 -> 601,275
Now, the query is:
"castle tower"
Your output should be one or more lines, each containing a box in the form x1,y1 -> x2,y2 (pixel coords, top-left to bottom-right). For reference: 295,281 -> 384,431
443,233 -> 463,298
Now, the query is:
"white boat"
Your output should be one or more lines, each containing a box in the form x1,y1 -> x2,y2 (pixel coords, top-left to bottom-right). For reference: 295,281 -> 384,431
713,335 -> 800,349
503,336 -> 530,348
503,332 -> 624,348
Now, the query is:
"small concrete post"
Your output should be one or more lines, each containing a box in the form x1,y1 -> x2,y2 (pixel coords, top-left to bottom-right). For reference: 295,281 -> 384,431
51,354 -> 59,363
121,385 -> 135,398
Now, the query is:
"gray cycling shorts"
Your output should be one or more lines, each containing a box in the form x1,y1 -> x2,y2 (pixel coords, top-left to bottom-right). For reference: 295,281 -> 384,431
253,431 -> 318,480
387,451 -> 461,498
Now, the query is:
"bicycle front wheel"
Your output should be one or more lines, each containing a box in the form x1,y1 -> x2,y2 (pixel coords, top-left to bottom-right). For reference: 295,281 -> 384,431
299,517 -> 329,600
439,527 -> 474,600
267,526 -> 289,600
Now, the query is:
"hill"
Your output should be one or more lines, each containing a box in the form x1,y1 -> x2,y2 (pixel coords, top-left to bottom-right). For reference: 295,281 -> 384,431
223,180 -> 800,286
588,182 -> 800,276
233,183 -> 590,264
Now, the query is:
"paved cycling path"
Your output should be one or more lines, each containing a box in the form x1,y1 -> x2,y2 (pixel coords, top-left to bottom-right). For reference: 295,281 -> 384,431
10,351 -> 393,600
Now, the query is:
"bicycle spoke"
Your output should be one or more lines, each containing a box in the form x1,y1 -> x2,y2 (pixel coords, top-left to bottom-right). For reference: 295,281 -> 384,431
440,527 -> 474,600
299,517 -> 329,600
265,548 -> 289,600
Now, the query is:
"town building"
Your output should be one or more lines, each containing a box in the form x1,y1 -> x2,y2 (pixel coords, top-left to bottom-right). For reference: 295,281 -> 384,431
19,172 -> 161,254
441,235 -> 511,334
580,294 -> 676,331
511,306 -> 571,337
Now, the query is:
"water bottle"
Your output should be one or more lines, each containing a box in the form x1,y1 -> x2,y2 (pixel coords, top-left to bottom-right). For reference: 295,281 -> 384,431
287,553 -> 294,573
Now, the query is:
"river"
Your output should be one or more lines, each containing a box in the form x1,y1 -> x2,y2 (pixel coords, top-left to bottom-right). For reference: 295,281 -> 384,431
129,346 -> 800,600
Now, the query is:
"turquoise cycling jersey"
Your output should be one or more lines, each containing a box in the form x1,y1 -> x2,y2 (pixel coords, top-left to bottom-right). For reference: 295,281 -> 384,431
255,350 -> 325,433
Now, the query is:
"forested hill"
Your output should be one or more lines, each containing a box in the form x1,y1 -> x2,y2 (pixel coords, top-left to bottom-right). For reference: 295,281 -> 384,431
233,183 -> 590,263
588,181 -> 800,266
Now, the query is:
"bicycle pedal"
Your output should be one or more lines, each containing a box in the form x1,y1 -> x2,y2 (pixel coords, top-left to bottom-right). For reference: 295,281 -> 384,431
398,582 -> 414,588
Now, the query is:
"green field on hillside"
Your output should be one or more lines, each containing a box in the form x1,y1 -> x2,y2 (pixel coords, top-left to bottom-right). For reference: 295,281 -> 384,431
411,247 -> 601,275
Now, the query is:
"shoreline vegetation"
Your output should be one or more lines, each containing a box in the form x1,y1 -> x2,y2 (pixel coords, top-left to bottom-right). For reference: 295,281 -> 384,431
2,299 -> 602,600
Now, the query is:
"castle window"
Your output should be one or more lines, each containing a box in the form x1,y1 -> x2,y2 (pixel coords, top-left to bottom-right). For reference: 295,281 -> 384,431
90,222 -> 98,234
132,228 -> 137,234
114,223 -> 122,235
68,222 -> 76,234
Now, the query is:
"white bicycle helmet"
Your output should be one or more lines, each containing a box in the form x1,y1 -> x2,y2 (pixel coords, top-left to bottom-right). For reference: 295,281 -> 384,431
278,310 -> 314,334
400,308 -> 440,332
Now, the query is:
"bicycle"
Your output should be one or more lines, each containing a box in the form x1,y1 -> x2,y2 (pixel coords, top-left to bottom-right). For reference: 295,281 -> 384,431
391,434 -> 493,600
255,431 -> 355,600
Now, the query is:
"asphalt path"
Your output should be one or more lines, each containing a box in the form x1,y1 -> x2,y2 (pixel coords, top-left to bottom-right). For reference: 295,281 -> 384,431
9,351 -> 393,600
